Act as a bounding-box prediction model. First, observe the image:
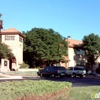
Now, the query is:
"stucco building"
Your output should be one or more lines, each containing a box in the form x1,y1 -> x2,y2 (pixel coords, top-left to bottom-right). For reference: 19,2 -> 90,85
0,28 -> 25,71
0,28 -> 99,71
60,39 -> 87,68
60,39 -> 100,71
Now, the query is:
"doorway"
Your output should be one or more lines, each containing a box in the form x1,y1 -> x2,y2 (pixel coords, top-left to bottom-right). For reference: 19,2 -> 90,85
9,58 -> 12,70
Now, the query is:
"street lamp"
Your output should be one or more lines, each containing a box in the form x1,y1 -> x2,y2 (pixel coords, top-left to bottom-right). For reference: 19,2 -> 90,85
66,36 -> 71,67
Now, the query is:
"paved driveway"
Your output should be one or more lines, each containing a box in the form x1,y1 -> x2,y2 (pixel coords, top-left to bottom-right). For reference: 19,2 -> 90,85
0,74 -> 100,87
37,76 -> 100,87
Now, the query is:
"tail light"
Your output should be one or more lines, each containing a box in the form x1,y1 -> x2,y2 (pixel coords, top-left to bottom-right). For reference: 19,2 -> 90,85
57,70 -> 59,73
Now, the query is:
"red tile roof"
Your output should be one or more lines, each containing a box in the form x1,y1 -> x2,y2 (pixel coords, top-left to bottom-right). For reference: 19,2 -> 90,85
0,28 -> 26,38
65,39 -> 82,48
62,55 -> 69,61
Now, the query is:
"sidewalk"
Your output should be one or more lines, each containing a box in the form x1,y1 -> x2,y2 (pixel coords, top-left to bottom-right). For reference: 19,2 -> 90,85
0,73 -> 23,80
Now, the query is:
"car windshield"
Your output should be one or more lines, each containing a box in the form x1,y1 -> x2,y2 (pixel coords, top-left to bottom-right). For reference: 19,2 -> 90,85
68,67 -> 73,70
52,66 -> 66,70
74,67 -> 85,70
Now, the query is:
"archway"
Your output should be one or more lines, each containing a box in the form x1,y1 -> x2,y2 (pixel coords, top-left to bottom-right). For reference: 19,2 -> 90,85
9,57 -> 16,71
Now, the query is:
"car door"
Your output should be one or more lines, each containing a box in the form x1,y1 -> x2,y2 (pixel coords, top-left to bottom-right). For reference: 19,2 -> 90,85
41,67 -> 48,75
66,67 -> 73,75
42,66 -> 51,76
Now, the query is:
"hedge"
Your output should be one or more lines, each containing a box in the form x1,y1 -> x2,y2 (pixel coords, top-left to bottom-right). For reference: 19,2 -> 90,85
0,80 -> 72,100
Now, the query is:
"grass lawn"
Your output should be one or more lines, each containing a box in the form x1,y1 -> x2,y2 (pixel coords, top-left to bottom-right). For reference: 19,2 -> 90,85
0,80 -> 72,100
67,86 -> 100,100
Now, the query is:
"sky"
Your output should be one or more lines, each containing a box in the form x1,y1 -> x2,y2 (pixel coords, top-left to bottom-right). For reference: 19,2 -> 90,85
0,0 -> 100,40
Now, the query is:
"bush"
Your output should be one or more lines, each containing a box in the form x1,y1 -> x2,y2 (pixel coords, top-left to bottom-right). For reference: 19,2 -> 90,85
20,63 -> 29,68
96,68 -> 100,74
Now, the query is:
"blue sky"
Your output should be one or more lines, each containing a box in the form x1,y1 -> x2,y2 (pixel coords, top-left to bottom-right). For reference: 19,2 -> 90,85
0,0 -> 100,40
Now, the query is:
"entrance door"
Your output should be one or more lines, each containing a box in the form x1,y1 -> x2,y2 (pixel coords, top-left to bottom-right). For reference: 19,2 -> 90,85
9,59 -> 12,70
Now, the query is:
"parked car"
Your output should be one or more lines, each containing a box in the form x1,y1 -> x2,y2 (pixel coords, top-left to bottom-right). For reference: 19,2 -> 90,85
37,66 -> 67,78
66,66 -> 86,78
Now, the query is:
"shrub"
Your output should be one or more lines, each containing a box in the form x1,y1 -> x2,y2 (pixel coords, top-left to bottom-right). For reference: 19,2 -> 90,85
20,63 -> 29,68
96,68 -> 100,74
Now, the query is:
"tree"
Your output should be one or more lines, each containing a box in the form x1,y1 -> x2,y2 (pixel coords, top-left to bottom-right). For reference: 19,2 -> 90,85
23,28 -> 68,67
82,33 -> 100,67
0,42 -> 14,61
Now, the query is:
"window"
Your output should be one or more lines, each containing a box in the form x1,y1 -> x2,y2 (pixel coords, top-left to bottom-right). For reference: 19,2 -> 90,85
19,36 -> 23,42
68,67 -> 73,70
5,35 -> 15,40
44,67 -> 49,71
74,67 -> 85,70
74,49 -> 85,55
4,61 -> 7,66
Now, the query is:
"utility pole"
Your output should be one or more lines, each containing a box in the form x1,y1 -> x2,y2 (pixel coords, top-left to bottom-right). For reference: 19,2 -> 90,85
0,13 -> 3,32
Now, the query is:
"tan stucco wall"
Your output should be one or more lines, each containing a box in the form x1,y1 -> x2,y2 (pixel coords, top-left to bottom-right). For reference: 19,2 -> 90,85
68,48 -> 75,66
68,47 -> 87,67
0,59 -> 9,71
60,47 -> 87,67
60,62 -> 67,67
1,34 -> 23,68
96,56 -> 100,63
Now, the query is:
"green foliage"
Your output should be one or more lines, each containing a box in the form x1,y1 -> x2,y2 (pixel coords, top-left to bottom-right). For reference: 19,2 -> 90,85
23,28 -> 68,67
20,63 -> 29,68
82,33 -> 100,65
0,80 -> 72,100
0,42 -> 14,59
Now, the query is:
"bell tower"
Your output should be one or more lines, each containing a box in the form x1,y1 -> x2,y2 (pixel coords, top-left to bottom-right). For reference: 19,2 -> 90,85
0,28 -> 25,71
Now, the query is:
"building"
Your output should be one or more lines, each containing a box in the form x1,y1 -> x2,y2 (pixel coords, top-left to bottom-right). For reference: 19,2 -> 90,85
0,28 -> 25,71
60,39 -> 87,67
67,39 -> 87,67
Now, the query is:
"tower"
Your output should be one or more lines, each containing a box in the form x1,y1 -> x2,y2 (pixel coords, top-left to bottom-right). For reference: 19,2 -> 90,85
0,28 -> 25,71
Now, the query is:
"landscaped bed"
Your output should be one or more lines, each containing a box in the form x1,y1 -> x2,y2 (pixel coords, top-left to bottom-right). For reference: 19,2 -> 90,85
0,80 -> 72,100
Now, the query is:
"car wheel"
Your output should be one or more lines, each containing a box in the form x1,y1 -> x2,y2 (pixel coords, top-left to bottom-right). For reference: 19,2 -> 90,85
60,75 -> 64,78
57,75 -> 61,78
72,73 -> 76,78
51,74 -> 55,77
80,75 -> 83,78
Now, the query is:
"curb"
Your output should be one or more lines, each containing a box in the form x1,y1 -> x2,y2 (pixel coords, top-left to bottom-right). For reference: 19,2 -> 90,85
86,75 -> 100,79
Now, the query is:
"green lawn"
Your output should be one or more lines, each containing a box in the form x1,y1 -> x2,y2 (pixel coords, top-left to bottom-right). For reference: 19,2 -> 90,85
67,86 -> 100,100
0,80 -> 71,100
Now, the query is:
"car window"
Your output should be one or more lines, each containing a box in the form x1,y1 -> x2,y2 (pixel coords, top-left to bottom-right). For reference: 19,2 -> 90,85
68,67 -> 73,70
51,66 -> 66,71
57,67 -> 66,70
44,67 -> 49,71
74,67 -> 85,70
78,68 -> 85,70
51,67 -> 58,71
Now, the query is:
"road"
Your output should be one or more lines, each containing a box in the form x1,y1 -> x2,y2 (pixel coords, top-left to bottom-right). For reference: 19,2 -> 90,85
39,76 -> 100,87
0,76 -> 100,87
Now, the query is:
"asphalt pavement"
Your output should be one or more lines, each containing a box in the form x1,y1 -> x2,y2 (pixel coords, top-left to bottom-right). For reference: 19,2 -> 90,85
0,73 -> 100,87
